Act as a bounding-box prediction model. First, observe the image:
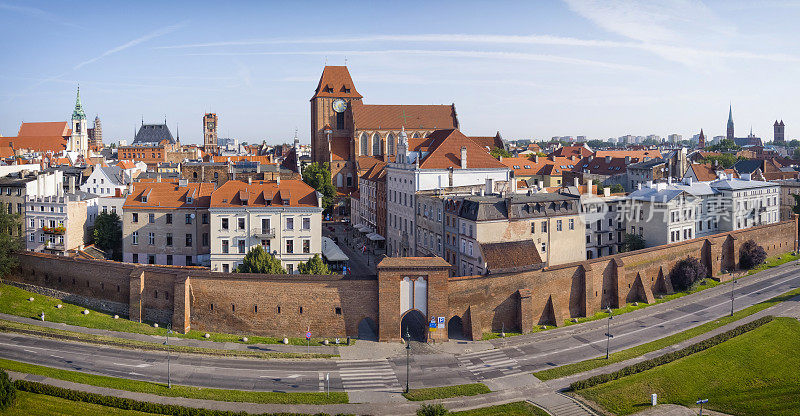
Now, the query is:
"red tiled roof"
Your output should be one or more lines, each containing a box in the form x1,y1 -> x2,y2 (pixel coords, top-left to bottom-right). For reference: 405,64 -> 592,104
351,101 -> 458,130
595,149 -> 661,160
549,145 -> 592,158
0,136 -> 67,153
210,179 -> 318,208
124,182 -> 214,210
210,155 -> 273,165
0,147 -> 14,158
500,155 -> 580,176
313,66 -> 362,99
117,160 -> 137,170
418,129 -> 506,170
689,163 -> 738,181
467,135 -> 504,151
481,240 -> 543,271
571,156 -> 634,176
17,121 -> 70,137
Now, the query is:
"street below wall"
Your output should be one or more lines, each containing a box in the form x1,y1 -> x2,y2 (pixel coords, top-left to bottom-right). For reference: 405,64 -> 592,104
1,260 -> 798,395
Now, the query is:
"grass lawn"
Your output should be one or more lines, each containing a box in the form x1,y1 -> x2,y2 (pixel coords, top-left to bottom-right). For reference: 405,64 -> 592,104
451,401 -> 550,416
578,318 -> 800,416
747,252 -> 800,276
533,285 -> 800,381
0,284 -> 343,346
0,390 -> 159,416
403,383 -> 490,401
0,358 -> 347,405
0,319 -> 335,359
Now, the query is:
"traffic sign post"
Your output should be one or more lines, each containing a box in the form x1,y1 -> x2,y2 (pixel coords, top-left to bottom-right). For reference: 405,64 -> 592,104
696,398 -> 708,415
306,331 -> 311,355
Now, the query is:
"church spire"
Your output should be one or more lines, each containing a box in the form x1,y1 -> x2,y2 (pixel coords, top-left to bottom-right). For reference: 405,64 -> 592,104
72,86 -> 86,120
726,104 -> 735,141
728,104 -> 733,125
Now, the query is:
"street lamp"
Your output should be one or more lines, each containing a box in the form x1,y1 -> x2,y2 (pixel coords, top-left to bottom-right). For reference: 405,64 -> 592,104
730,275 -> 737,317
405,328 -> 411,394
163,324 -> 172,388
605,306 -> 614,359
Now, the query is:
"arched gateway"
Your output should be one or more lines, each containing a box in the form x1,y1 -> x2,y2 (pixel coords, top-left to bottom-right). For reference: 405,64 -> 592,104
376,257 -> 452,342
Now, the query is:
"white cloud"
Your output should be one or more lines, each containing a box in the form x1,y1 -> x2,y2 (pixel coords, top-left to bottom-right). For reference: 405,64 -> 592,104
73,21 -> 187,70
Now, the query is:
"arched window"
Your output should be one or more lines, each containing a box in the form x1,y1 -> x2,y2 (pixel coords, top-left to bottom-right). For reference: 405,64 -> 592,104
372,133 -> 382,155
336,173 -> 343,187
387,133 -> 396,155
360,132 -> 369,156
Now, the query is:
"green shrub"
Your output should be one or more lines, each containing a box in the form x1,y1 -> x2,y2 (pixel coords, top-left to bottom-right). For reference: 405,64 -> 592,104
417,403 -> 449,416
570,315 -> 774,391
11,380 -> 329,416
740,240 -> 767,270
669,257 -> 707,291
0,369 -> 15,410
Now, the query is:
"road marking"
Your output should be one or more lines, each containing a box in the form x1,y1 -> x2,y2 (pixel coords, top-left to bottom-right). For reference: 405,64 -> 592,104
318,372 -> 325,392
458,349 -> 520,380
113,363 -> 151,368
336,360 -> 400,391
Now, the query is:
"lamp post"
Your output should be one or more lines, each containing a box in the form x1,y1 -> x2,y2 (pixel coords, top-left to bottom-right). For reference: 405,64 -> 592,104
405,328 -> 411,394
730,274 -> 737,317
605,306 -> 614,359
164,324 -> 172,388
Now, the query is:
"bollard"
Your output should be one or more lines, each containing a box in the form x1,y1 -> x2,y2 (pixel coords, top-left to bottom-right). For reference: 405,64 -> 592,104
346,336 -> 350,345
652,393 -> 657,406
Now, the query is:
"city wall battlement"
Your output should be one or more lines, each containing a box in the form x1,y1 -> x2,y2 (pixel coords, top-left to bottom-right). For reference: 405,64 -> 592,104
9,217 -> 797,341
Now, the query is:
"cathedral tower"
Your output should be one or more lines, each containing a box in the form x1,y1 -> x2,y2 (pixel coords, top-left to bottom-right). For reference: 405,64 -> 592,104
70,87 -> 88,157
698,129 -> 705,149
203,113 -> 218,154
310,66 -> 362,165
726,105 -> 735,141
774,120 -> 785,145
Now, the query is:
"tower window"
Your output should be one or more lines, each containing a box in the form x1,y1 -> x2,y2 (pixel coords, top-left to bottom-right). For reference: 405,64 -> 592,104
336,112 -> 344,130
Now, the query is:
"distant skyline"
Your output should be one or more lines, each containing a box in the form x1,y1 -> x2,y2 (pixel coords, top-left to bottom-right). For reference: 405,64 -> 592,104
2,0 -> 800,145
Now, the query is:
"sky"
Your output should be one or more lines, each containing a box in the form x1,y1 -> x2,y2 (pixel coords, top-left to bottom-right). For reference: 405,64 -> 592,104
2,0 -> 800,145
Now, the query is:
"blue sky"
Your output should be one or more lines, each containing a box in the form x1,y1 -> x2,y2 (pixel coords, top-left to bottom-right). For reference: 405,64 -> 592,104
2,0 -> 800,145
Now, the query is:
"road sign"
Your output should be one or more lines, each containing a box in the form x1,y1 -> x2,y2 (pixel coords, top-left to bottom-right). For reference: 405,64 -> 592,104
437,317 -> 445,329
696,399 -> 708,404
306,331 -> 312,340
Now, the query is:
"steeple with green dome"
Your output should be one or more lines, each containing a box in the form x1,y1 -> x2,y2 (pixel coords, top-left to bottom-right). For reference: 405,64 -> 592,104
72,86 -> 86,120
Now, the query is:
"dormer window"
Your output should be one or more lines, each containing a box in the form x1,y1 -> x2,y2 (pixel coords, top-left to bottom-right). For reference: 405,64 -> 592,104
324,86 -> 334,93
283,200 -> 289,206
187,196 -> 193,204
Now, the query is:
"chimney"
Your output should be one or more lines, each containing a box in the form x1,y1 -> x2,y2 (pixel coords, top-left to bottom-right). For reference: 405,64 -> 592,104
276,175 -> 281,185
684,177 -> 692,186
157,174 -> 161,183
647,180 -> 653,188
460,146 -> 467,169
605,155 -> 612,163
625,156 -> 631,164
498,156 -> 503,162
603,187 -> 611,197
485,178 -> 494,195
179,178 -> 188,187
573,177 -> 579,188
69,176 -> 75,194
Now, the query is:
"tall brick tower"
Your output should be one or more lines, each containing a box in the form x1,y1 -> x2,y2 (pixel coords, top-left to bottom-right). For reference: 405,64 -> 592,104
774,120 -> 785,145
310,66 -> 362,165
203,113 -> 218,154
727,105 -> 735,141
698,129 -> 705,149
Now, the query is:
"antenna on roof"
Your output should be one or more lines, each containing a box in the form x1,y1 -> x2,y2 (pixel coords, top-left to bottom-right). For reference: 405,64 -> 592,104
324,56 -> 327,65
141,115 -> 144,126
344,56 -> 348,66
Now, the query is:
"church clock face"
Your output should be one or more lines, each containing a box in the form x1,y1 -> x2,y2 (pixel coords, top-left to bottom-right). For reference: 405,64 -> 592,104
207,122 -> 215,131
332,98 -> 347,113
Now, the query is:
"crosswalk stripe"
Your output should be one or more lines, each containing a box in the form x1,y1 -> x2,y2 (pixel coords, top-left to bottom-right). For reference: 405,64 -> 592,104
336,360 -> 400,391
457,349 -> 521,380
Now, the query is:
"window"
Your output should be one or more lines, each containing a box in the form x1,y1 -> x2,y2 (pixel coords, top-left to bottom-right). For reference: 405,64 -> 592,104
302,217 -> 310,230
336,111 -> 345,130
132,213 -> 138,223
541,221 -> 547,233
132,253 -> 139,263
185,233 -> 192,247
202,213 -> 208,224
286,217 -> 294,230
186,256 -> 193,266
222,264 -> 229,273
303,239 -> 310,253
541,242 -> 546,252
360,132 -> 369,155
569,218 -> 575,230
286,239 -> 294,253
222,218 -> 229,230
166,255 -> 173,265
556,220 -> 563,231
372,133 -> 381,155
238,240 -> 245,254
148,232 -> 155,245
222,240 -> 229,254
202,233 -> 209,246
132,231 -> 138,245
287,264 -> 294,274
148,255 -> 155,264
238,218 -> 245,230
149,213 -> 155,223
185,214 -> 192,224
166,213 -> 172,224
166,233 -> 173,246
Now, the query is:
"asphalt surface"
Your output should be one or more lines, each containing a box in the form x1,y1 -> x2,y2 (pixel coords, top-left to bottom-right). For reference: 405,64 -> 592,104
1,263 -> 799,394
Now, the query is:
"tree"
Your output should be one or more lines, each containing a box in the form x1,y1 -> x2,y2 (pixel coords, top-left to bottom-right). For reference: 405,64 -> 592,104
0,203 -> 21,280
489,146 -> 512,160
669,257 -> 707,291
586,139 -> 608,149
301,162 -> 337,211
789,139 -> 800,148
739,240 -> 767,270
417,404 -> 448,416
705,139 -> 740,152
701,153 -> 740,169
0,370 -> 14,410
527,152 -> 547,160
792,194 -> 800,215
298,254 -> 332,275
592,179 -> 604,194
236,245 -> 286,274
793,148 -> 800,160
92,212 -> 122,260
620,233 -> 645,252
609,183 -> 625,194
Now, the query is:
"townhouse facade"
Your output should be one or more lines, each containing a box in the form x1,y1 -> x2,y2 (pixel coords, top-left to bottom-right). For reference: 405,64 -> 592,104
208,179 -> 323,274
122,179 -> 213,266
25,191 -> 97,256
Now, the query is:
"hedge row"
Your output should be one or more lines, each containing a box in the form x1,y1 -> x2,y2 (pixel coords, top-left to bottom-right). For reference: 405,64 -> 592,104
13,380 -> 349,416
569,315 -> 774,391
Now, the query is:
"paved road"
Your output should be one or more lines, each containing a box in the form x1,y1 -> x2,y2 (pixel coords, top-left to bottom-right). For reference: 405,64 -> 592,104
1,262 -> 798,395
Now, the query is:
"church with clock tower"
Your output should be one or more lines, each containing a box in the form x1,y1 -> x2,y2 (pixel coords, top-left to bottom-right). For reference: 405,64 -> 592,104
310,66 -> 459,193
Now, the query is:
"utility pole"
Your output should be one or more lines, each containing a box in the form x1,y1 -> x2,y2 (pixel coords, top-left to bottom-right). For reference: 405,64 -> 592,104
605,306 -> 614,359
